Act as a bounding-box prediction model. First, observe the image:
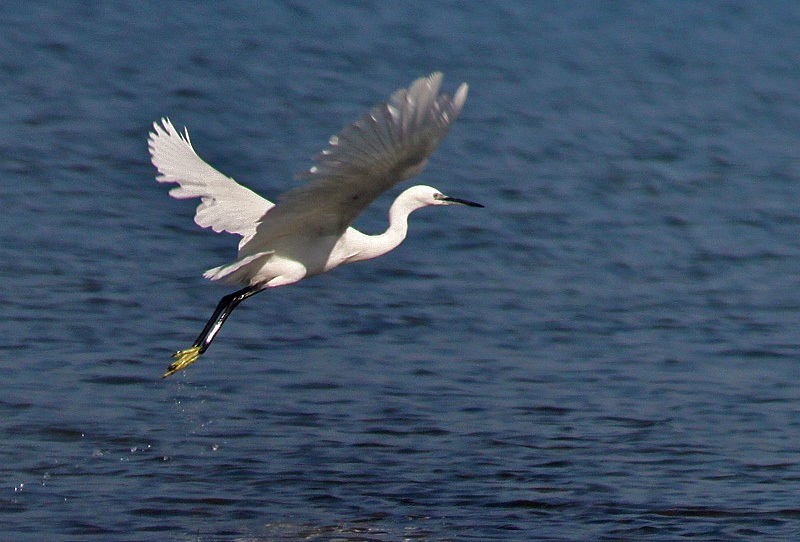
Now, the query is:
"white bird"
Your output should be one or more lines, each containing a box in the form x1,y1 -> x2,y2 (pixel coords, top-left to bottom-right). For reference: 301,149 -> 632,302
149,72 -> 482,378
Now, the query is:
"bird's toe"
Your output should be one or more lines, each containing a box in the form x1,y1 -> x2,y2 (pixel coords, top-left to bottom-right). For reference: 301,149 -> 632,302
162,346 -> 202,378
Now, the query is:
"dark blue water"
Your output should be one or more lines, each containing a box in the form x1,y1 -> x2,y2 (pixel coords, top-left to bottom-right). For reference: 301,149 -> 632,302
3,1 -> 800,540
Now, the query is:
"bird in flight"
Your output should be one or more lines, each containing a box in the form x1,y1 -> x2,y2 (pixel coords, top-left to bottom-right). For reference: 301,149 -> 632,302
149,72 -> 482,378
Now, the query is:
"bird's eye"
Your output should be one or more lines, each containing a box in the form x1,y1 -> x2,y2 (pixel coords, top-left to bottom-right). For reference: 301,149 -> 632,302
433,193 -> 445,200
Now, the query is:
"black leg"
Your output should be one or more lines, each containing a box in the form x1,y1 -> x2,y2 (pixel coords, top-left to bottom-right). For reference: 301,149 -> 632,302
192,285 -> 264,355
163,284 -> 264,378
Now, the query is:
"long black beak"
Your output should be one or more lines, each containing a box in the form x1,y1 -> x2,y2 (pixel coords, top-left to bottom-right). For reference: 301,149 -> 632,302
441,196 -> 484,208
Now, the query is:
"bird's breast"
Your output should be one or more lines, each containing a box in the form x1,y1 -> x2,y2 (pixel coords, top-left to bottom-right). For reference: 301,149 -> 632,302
266,234 -> 343,277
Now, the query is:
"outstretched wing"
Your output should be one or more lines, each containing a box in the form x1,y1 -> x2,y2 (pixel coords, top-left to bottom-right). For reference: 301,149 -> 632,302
240,72 -> 468,256
148,118 -> 274,249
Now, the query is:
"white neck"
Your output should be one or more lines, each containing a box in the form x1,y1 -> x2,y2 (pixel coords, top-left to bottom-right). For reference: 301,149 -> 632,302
345,189 -> 429,263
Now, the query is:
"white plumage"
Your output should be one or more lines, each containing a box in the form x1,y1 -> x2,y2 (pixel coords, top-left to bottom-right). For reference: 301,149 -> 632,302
148,119 -> 273,249
149,73 -> 481,377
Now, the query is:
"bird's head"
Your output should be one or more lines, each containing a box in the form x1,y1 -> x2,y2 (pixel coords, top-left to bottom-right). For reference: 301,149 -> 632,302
405,184 -> 484,209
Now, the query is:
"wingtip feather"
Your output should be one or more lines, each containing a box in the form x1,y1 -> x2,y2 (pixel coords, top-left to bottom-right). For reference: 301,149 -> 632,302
453,83 -> 469,112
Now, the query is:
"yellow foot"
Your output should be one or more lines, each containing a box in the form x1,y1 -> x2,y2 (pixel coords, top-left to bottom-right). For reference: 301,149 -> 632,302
162,346 -> 202,378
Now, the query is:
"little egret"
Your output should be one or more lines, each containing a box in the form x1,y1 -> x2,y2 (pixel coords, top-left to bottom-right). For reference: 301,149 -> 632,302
149,72 -> 482,378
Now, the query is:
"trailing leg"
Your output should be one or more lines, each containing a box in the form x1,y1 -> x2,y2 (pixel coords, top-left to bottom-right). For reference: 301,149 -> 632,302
163,285 -> 264,377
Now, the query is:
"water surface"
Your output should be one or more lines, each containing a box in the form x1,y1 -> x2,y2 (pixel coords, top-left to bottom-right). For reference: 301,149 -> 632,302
2,2 -> 800,540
